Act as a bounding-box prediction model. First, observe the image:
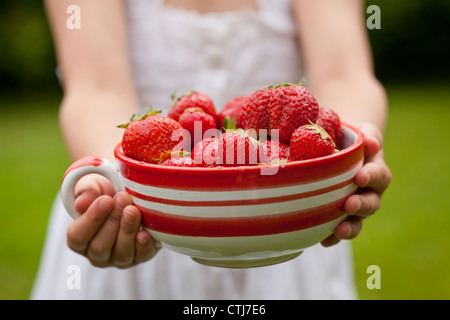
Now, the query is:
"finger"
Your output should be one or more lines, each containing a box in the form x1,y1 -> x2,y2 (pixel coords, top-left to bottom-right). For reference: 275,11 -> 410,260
357,122 -> 383,148
321,234 -> 340,247
86,192 -> 133,264
74,174 -> 115,213
111,205 -> 142,268
135,230 -> 158,263
74,187 -> 102,214
67,195 -> 114,253
355,159 -> 392,194
364,135 -> 381,159
344,191 -> 381,218
334,216 -> 363,240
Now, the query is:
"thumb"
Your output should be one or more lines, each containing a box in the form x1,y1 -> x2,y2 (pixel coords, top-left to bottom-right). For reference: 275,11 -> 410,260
74,174 -> 115,213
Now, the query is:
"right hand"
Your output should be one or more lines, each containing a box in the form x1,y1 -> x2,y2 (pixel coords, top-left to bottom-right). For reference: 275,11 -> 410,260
66,174 -> 158,268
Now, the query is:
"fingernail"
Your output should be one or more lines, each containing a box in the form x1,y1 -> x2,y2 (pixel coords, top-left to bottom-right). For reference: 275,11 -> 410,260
124,209 -> 138,224
336,225 -> 352,240
353,199 -> 362,213
362,172 -> 371,187
344,225 -> 352,238
137,235 -> 148,245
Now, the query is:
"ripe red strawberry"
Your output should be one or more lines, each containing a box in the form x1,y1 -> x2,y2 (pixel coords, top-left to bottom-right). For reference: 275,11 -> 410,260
191,137 -> 220,166
168,91 -> 217,122
241,83 -> 319,143
161,156 -> 197,167
119,109 -> 187,163
289,124 -> 336,161
316,107 -> 343,149
217,130 -> 259,166
178,107 -> 217,150
217,95 -> 248,130
259,140 -> 290,164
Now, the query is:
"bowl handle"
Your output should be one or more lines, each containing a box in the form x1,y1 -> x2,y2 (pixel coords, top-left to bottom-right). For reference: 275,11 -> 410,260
60,156 -> 123,219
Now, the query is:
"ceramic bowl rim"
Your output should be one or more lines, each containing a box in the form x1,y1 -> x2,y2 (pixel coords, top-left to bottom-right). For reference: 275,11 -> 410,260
114,123 -> 364,173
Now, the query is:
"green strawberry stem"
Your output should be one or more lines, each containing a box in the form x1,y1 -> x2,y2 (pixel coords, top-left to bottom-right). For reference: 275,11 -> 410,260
262,79 -> 307,90
222,116 -> 237,131
117,106 -> 161,128
170,90 -> 197,107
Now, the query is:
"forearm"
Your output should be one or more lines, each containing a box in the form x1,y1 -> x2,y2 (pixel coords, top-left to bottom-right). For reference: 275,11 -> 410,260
293,0 -> 387,132
44,0 -> 137,160
308,75 -> 388,133
60,88 -> 138,161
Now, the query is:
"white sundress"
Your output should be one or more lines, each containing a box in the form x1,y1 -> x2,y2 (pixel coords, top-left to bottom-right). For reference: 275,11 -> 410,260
31,0 -> 358,299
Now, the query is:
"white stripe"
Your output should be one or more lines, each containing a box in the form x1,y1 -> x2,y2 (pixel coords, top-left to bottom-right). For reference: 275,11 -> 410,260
147,215 -> 346,262
132,183 -> 357,217
120,160 -> 363,202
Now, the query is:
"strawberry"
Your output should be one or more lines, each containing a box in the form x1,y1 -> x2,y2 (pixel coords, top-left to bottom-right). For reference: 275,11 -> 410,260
178,107 -> 217,151
119,109 -> 187,163
217,95 -> 248,130
168,91 -> 217,122
161,155 -> 197,167
191,137 -> 220,166
259,140 -> 290,164
217,130 -> 259,166
289,123 -> 336,161
316,107 -> 343,149
241,83 -> 319,143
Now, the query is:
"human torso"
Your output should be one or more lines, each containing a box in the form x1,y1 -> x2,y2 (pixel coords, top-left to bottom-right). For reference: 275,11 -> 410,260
163,0 -> 258,14
125,0 -> 302,111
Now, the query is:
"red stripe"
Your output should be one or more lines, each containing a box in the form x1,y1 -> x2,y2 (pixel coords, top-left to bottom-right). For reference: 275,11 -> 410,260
137,199 -> 349,237
125,178 -> 355,207
114,123 -> 364,192
62,156 -> 104,182
117,152 -> 363,191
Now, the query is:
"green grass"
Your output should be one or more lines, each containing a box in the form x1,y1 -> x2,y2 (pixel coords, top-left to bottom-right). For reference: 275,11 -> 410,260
1,84 -> 449,299
352,83 -> 450,299
0,92 -> 71,299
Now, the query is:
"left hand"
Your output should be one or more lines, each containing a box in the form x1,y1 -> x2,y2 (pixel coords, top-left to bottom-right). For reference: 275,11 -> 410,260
321,122 -> 392,247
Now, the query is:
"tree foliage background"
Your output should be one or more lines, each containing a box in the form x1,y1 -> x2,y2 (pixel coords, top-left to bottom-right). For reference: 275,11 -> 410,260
0,0 -> 449,97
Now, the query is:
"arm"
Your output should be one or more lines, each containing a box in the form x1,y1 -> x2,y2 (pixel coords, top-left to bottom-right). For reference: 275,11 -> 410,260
45,0 -> 157,267
293,0 -> 392,245
46,0 -> 138,159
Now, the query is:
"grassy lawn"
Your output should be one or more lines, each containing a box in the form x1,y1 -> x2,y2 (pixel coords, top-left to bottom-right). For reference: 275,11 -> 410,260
0,92 -> 71,299
1,83 -> 449,299
352,83 -> 450,299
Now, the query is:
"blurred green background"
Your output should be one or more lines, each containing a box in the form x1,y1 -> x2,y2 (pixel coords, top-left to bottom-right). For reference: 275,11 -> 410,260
1,0 -> 449,300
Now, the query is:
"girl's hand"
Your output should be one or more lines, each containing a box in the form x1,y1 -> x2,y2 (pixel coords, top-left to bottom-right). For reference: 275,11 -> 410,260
66,174 -> 158,268
321,123 -> 392,247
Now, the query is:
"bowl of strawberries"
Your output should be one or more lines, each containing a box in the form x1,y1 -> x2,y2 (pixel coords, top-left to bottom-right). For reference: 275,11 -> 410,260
61,84 -> 365,268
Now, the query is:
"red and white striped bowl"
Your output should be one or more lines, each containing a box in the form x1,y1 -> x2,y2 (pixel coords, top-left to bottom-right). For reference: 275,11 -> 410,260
61,123 -> 364,268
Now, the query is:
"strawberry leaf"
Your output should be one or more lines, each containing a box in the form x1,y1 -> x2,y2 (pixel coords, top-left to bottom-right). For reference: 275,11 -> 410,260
117,106 -> 161,128
222,116 -> 237,131
170,90 -> 196,108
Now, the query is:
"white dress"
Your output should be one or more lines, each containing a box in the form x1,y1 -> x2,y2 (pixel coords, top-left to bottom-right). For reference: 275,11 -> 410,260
31,0 -> 358,299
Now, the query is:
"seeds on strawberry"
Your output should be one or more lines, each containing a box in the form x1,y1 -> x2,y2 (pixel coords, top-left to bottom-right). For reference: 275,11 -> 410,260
217,130 -> 259,166
218,95 -> 248,130
289,124 -> 336,161
241,83 -> 319,143
161,155 -> 197,167
316,107 -> 343,149
178,107 -> 217,151
191,137 -> 220,166
120,110 -> 187,164
259,140 -> 290,164
168,91 -> 217,122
